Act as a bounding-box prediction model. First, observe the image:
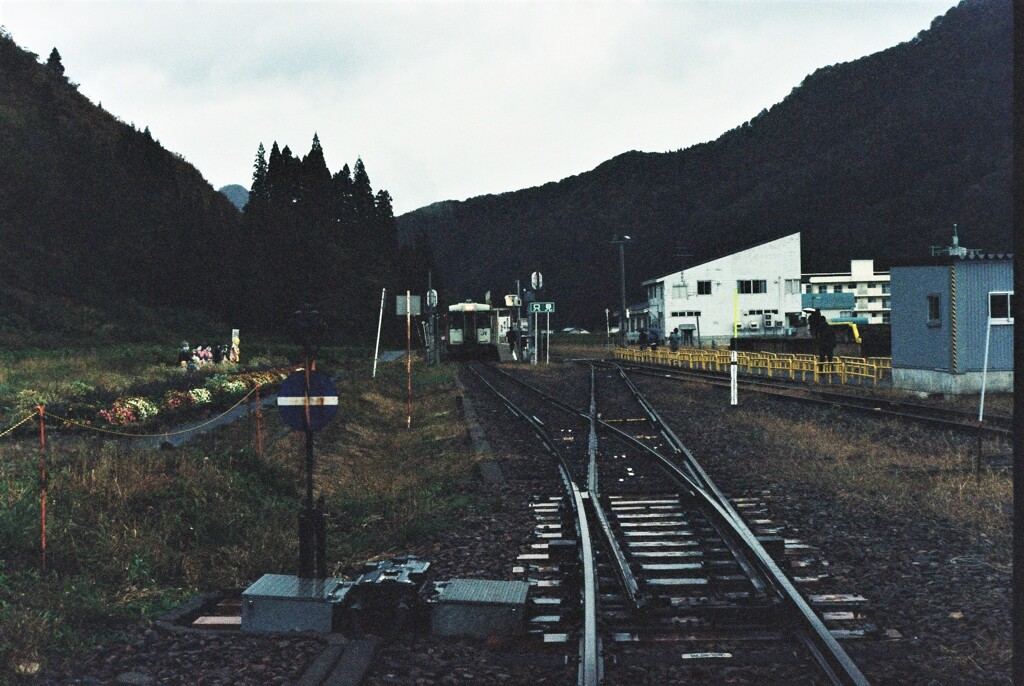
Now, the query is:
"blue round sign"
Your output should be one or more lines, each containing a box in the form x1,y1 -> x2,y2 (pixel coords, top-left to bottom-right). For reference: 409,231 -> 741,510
277,371 -> 339,432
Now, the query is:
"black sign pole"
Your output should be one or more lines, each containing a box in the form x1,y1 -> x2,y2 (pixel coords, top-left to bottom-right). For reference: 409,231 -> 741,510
299,362 -> 315,578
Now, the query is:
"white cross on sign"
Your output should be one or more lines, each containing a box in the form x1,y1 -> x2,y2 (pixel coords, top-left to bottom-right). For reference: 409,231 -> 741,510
277,396 -> 339,406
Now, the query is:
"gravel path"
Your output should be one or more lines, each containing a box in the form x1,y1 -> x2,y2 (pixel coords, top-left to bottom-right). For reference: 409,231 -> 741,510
38,626 -> 326,685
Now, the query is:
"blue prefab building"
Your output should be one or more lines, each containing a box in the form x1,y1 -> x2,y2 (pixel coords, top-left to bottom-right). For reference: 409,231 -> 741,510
890,254 -> 1013,394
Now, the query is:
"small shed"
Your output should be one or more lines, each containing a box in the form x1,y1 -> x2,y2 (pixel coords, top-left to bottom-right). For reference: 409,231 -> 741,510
890,253 -> 1013,394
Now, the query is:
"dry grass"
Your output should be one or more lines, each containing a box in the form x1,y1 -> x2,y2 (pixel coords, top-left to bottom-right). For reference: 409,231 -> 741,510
0,350 -> 476,681
731,405 -> 1011,544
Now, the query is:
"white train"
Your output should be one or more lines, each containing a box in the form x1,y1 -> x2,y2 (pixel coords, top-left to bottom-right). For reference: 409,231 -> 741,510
445,302 -> 513,360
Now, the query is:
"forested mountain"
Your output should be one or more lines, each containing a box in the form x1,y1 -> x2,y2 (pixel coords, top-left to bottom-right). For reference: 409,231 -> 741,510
0,30 -> 433,344
219,184 -> 250,211
0,37 -> 241,342
397,0 -> 1011,329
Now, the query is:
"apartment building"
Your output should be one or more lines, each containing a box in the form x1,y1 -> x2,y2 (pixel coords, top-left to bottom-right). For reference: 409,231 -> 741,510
802,260 -> 890,324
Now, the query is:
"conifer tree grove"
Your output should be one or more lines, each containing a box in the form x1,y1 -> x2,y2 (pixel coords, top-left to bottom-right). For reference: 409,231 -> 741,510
240,135 -> 435,343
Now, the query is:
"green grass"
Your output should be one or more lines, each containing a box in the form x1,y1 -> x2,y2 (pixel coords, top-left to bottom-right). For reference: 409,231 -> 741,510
0,345 -> 476,681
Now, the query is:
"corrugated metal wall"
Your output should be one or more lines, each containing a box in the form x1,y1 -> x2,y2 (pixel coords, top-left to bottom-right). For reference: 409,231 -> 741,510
891,266 -> 952,370
953,261 -> 1013,372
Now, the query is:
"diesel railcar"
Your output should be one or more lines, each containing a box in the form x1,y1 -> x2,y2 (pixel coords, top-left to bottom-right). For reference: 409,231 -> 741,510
446,302 -> 510,360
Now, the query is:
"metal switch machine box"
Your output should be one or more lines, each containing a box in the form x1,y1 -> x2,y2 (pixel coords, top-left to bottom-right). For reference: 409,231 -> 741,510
241,574 -> 351,633
431,579 -> 530,639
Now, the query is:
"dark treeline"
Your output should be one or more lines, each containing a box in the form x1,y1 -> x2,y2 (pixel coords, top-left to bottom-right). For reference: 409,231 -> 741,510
0,28 -> 435,345
238,136 -> 437,343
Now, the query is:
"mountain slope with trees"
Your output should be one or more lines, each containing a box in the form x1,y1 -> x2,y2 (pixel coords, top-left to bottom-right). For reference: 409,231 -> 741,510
219,184 -> 250,211
397,0 -> 1011,329
0,30 -> 435,344
0,36 -> 240,341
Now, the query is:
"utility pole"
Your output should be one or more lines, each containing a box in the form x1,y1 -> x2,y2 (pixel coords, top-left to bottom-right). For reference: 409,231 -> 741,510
611,235 -> 632,347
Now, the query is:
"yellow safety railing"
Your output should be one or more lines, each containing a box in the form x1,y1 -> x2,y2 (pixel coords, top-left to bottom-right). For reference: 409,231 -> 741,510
612,347 -> 892,388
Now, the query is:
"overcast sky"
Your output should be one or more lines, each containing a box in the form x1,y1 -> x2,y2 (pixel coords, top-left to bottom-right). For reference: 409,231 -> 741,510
3,0 -> 957,215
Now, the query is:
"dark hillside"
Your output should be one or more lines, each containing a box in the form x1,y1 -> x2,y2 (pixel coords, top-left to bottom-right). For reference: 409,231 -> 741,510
397,0 -> 1010,328
0,32 -> 240,340
0,32 -> 433,345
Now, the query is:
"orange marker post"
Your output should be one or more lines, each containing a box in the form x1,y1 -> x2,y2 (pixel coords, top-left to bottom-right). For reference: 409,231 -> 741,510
37,405 -> 47,573
255,385 -> 264,459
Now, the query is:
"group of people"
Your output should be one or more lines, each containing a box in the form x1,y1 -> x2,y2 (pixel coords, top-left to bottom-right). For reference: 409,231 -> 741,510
667,327 -> 695,351
630,312 -> 835,362
635,327 -> 696,352
177,340 -> 239,370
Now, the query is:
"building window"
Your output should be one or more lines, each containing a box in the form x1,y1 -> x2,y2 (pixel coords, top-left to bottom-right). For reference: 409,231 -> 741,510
672,284 -> 685,299
882,298 -> 891,309
927,293 -> 941,327
671,310 -> 702,318
697,281 -> 712,295
989,292 -> 1014,324
833,285 -> 843,293
784,279 -> 800,295
737,280 -> 767,294
839,310 -> 853,318
882,312 -> 891,324
882,283 -> 891,294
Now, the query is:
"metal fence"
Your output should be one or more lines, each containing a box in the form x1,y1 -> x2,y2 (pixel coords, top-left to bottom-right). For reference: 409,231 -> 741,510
614,347 -> 892,387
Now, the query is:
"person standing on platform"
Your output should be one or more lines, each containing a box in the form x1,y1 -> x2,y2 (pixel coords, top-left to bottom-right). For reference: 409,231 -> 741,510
818,322 -> 836,363
806,309 -> 835,363
506,327 -> 519,361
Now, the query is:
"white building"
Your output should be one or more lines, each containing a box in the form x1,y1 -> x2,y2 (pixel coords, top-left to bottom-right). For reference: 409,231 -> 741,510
802,259 -> 891,324
643,233 -> 803,344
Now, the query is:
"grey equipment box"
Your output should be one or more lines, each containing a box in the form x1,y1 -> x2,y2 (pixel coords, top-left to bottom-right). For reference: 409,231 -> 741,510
431,579 -> 530,639
241,574 -> 351,633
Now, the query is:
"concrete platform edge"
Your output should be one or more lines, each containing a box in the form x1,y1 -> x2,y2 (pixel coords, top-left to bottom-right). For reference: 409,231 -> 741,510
454,373 -> 505,485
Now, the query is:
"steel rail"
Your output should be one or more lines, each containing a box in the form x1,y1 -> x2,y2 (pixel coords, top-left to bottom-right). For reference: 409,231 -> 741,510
464,364 -> 600,686
586,364 -> 647,610
595,414 -> 868,686
485,361 -> 869,685
609,360 -> 1012,438
602,363 -> 870,686
480,362 -> 648,609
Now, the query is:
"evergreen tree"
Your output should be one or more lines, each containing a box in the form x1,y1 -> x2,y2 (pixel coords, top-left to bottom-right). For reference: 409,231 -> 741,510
249,142 -> 268,208
352,158 -> 375,217
332,164 -> 354,221
373,189 -> 400,258
46,47 -> 64,77
265,142 -> 282,201
300,134 -> 331,209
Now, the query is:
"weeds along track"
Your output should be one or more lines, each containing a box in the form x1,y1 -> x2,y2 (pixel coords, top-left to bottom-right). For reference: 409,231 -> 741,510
467,361 -> 872,686
607,359 -> 1012,439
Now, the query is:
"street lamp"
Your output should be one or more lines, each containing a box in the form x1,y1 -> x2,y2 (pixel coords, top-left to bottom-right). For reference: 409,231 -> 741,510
611,235 -> 632,347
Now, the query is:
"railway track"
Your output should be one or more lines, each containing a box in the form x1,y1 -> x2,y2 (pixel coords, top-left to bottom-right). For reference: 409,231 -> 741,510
466,361 -> 872,685
599,358 -> 1012,439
